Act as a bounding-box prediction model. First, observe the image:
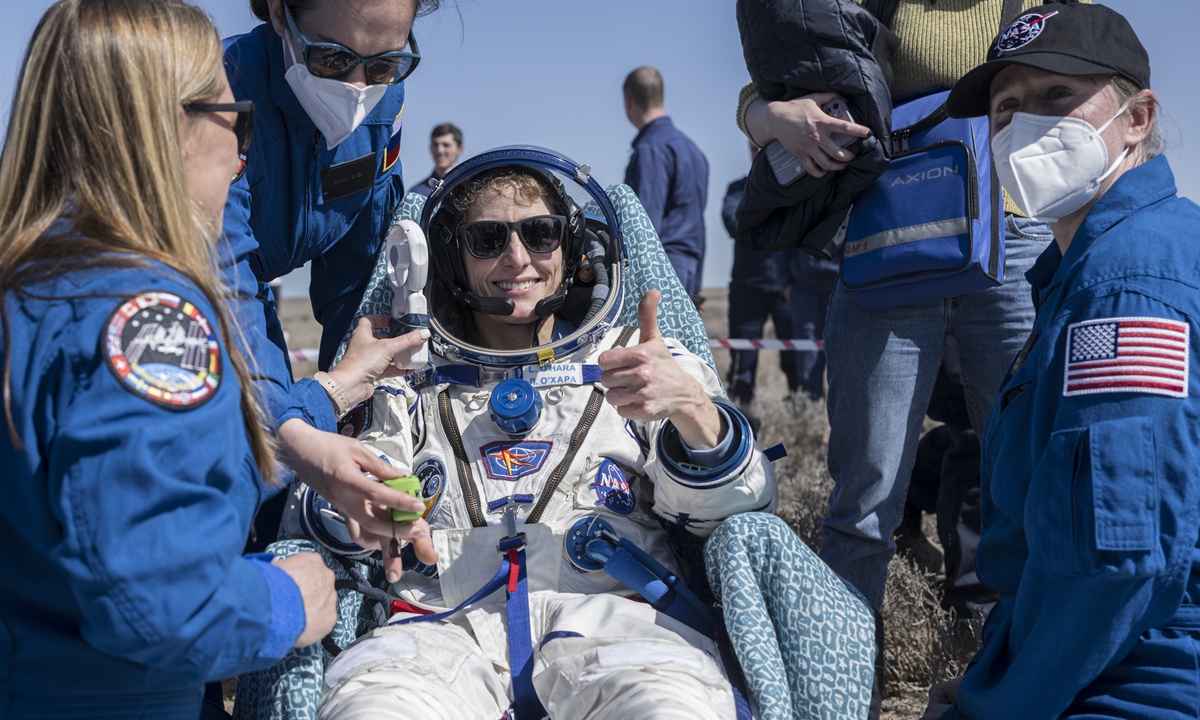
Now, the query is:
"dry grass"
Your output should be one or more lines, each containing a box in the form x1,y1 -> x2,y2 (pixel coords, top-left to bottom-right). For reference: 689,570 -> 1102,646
703,288 -> 984,717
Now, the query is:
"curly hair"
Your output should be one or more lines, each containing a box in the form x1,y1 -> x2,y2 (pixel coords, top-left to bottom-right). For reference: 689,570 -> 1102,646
450,168 -> 565,218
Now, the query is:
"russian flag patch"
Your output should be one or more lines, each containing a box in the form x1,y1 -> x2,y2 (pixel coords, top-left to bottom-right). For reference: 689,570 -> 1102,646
382,106 -> 403,173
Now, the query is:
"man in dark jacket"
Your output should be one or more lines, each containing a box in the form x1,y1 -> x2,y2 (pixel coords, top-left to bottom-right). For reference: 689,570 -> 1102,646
722,155 -> 800,405
623,66 -> 710,298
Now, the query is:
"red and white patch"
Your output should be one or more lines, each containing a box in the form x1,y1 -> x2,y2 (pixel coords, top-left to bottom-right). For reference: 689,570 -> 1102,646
1063,317 -> 1189,398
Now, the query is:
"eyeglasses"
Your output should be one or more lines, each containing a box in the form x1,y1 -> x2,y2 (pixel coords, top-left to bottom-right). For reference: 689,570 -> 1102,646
459,215 -> 567,259
183,100 -> 255,184
284,4 -> 421,86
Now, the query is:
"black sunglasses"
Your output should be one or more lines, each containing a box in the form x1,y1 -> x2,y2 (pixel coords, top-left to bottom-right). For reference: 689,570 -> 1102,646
284,4 -> 420,86
459,215 -> 566,259
183,100 -> 255,184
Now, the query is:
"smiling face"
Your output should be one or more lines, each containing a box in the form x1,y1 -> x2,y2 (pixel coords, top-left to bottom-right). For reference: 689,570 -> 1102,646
431,133 -> 463,175
460,183 -> 565,348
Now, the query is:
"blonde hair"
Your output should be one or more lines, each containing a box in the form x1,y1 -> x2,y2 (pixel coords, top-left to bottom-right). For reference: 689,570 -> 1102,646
0,0 -> 278,484
1111,76 -> 1164,161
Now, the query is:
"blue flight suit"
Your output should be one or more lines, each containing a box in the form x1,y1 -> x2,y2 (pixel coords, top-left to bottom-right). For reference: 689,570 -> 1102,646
721,176 -> 799,401
0,258 -> 304,719
221,25 -> 407,433
624,116 -> 709,295
947,156 -> 1200,719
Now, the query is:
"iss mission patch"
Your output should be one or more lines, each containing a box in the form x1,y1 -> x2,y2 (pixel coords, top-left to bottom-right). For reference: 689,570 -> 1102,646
103,291 -> 221,409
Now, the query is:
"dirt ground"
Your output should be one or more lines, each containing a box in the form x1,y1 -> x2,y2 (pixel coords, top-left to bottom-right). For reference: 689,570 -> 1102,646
277,287 -> 973,719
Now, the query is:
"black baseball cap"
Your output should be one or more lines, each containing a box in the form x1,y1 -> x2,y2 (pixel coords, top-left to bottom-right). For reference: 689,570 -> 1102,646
947,3 -> 1150,118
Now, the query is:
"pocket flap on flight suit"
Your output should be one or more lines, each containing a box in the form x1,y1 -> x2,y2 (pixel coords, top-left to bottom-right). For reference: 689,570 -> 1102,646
1088,416 -> 1158,552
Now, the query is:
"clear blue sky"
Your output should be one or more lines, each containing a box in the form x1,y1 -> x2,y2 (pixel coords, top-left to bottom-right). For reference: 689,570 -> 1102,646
2,0 -> 1197,296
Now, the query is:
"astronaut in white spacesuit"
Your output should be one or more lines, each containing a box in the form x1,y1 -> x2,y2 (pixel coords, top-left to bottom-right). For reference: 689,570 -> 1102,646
312,148 -> 777,720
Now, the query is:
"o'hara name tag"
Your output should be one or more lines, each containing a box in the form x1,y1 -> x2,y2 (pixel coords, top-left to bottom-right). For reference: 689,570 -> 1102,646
320,153 -> 375,203
526,363 -> 586,388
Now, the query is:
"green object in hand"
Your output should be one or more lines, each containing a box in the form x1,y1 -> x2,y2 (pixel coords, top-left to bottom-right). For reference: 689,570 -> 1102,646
384,475 -> 423,523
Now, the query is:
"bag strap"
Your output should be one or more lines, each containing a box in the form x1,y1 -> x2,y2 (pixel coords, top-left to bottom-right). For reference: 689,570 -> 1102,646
1000,0 -> 1026,29
862,0 -> 901,28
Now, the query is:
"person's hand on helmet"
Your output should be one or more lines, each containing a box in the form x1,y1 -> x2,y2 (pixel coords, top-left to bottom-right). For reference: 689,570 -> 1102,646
327,316 -> 430,407
276,420 -> 438,583
598,290 -> 724,449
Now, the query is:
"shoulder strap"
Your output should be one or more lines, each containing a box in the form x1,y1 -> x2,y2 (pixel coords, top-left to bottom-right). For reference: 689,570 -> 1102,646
863,0 -> 901,27
1000,0 -> 1026,29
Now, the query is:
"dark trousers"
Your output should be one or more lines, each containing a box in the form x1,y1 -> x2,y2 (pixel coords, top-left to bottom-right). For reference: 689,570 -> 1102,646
727,284 -> 798,403
790,287 -> 832,400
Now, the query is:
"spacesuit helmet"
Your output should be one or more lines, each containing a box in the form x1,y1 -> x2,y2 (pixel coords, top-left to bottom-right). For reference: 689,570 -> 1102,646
421,146 -> 625,367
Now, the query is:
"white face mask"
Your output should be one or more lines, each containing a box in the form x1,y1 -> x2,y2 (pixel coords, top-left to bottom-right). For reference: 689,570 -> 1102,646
283,34 -> 387,150
991,102 -> 1130,223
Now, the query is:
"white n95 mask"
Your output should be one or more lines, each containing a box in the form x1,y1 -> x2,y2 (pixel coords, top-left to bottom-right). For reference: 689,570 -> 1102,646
284,36 -> 387,150
991,103 -> 1130,223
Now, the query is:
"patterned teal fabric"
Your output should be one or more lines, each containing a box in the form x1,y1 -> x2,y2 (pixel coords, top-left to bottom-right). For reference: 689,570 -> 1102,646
332,185 -> 717,372
705,514 -> 876,720
232,541 -> 374,720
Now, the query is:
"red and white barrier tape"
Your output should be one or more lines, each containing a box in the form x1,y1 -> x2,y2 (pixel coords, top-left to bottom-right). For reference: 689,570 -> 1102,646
289,338 -> 822,364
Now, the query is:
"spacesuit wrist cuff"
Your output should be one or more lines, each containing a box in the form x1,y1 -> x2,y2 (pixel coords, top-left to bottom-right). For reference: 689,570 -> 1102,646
676,405 -> 736,465
247,554 -> 306,660
659,401 -> 752,482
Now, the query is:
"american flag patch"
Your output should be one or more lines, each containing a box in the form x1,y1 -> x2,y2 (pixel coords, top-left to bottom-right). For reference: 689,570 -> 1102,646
1063,316 -> 1190,398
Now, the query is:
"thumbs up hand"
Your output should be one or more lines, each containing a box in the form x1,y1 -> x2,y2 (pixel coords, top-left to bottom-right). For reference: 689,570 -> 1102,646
598,290 -> 723,450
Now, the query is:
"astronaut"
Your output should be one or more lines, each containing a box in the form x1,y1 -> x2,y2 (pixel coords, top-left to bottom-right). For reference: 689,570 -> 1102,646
306,147 -> 777,720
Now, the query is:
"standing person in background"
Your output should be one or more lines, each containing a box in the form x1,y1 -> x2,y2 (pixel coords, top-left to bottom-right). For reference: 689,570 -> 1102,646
787,236 -> 838,401
221,0 -> 439,570
410,122 -> 464,197
623,66 -> 710,307
722,145 -> 802,410
0,1 -> 338,717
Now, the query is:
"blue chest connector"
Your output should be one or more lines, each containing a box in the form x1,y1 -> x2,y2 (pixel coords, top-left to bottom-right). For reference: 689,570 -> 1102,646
489,377 -> 543,437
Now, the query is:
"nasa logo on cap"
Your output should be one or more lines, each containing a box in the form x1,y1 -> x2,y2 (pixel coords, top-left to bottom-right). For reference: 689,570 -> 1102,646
590,458 -> 636,515
996,10 -> 1059,54
103,291 -> 221,410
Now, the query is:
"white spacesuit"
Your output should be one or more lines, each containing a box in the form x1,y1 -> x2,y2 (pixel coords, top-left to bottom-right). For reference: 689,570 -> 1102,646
302,147 -> 777,720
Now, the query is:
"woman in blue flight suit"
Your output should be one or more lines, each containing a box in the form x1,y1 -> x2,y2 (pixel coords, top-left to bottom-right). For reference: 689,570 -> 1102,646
922,5 -> 1200,719
220,0 -> 440,561
0,1 -> 337,718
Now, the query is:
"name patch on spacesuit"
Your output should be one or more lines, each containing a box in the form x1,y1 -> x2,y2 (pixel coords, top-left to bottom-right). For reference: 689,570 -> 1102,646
481,440 -> 552,480
527,363 -> 585,388
337,400 -> 374,437
590,459 -> 636,515
103,291 -> 220,410
416,457 -> 446,519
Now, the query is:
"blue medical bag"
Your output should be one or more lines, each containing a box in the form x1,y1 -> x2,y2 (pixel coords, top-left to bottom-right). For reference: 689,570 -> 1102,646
839,89 -> 1004,309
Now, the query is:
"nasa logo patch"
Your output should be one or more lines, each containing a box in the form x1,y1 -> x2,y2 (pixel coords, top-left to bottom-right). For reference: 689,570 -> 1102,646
415,457 -> 446,519
103,291 -> 220,410
590,458 -> 636,515
481,440 -> 552,481
337,400 -> 374,437
996,11 -> 1059,54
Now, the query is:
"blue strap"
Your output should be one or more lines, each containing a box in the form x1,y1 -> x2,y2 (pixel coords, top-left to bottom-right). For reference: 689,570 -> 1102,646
503,542 -> 544,720
388,560 -> 509,627
602,539 -> 717,638
763,443 -> 787,462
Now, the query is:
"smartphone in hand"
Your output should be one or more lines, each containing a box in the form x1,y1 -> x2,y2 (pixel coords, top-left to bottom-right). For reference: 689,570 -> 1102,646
765,96 -> 858,186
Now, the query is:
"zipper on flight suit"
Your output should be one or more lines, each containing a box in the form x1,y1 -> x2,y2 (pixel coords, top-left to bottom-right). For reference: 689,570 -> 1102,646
438,388 -> 486,527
